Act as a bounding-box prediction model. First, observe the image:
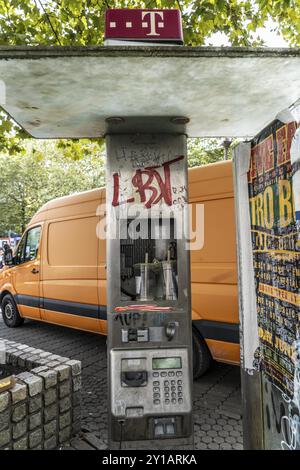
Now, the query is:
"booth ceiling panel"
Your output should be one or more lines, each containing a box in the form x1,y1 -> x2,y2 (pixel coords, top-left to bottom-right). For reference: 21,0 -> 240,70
0,46 -> 300,138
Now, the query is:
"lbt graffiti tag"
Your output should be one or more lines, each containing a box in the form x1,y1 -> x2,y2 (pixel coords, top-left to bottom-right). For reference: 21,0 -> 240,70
112,156 -> 184,208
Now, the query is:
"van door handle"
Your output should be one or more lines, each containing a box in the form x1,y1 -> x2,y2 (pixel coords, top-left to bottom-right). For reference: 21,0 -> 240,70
31,268 -> 39,274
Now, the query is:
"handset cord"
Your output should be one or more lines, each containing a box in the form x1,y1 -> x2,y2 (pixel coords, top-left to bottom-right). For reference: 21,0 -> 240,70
118,419 -> 125,450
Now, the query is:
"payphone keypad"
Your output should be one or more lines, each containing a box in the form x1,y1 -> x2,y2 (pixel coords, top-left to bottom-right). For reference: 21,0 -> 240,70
111,348 -> 191,424
152,370 -> 184,405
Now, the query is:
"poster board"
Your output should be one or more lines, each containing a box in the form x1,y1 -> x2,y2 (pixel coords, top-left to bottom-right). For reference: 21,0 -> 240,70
248,119 -> 299,398
234,118 -> 300,449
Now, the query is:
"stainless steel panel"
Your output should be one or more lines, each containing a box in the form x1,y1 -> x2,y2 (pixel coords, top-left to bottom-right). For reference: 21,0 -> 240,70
106,133 -> 193,449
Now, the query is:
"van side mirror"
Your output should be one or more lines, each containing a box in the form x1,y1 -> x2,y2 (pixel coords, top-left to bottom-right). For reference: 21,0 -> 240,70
3,245 -> 14,266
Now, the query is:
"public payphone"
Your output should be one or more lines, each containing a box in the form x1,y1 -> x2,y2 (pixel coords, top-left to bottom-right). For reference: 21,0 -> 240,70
2,11 -> 300,451
106,134 -> 193,448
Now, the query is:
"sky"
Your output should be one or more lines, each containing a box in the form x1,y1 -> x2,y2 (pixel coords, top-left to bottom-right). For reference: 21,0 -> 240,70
253,20 -> 289,47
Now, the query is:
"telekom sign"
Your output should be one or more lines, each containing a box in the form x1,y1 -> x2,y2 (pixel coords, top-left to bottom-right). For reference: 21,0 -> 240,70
105,9 -> 183,43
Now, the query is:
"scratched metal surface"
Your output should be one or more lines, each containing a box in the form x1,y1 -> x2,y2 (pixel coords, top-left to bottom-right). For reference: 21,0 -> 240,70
106,134 -> 193,448
0,46 -> 300,138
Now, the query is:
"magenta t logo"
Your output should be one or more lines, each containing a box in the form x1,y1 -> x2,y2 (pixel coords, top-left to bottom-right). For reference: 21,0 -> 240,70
141,11 -> 164,36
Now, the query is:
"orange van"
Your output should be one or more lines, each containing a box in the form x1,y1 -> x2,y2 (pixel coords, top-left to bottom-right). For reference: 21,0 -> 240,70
0,160 -> 239,377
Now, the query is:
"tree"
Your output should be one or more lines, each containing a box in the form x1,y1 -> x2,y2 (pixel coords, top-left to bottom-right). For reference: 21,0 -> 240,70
188,138 -> 225,167
0,0 -> 295,49
0,140 -> 105,235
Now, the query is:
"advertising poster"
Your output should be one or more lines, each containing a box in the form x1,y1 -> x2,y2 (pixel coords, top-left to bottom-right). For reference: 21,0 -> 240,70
248,119 -> 300,398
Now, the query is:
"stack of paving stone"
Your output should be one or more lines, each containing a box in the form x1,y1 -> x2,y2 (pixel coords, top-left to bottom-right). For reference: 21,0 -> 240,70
0,339 -> 81,450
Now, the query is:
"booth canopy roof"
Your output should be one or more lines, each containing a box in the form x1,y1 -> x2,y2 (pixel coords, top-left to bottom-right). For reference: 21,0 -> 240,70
1,46 -> 300,139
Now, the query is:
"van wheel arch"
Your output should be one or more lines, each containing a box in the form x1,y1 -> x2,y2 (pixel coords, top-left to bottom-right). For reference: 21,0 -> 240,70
0,290 -> 13,303
192,326 -> 212,379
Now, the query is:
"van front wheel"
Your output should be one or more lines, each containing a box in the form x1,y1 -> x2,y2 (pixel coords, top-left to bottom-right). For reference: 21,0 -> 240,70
192,328 -> 212,380
1,295 -> 24,328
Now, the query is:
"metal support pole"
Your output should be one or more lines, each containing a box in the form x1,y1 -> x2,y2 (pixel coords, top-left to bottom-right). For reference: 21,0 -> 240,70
105,132 -> 193,449
223,138 -> 232,160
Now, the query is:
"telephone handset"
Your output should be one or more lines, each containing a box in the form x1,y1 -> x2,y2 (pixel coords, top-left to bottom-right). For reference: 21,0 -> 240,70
121,370 -> 148,387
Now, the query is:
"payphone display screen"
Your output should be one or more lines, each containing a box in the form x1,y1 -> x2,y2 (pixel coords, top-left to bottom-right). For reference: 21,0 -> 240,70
120,217 -> 178,303
152,357 -> 182,370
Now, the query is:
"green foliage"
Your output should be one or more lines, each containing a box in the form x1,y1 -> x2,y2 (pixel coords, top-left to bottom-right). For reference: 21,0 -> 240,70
188,138 -> 229,167
0,139 -> 105,235
0,1 -> 293,49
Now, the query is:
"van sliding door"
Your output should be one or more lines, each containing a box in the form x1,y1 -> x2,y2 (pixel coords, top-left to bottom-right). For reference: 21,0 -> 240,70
40,215 -> 101,333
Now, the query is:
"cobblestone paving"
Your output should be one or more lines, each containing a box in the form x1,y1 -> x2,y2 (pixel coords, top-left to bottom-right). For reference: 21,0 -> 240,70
0,316 -> 243,449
